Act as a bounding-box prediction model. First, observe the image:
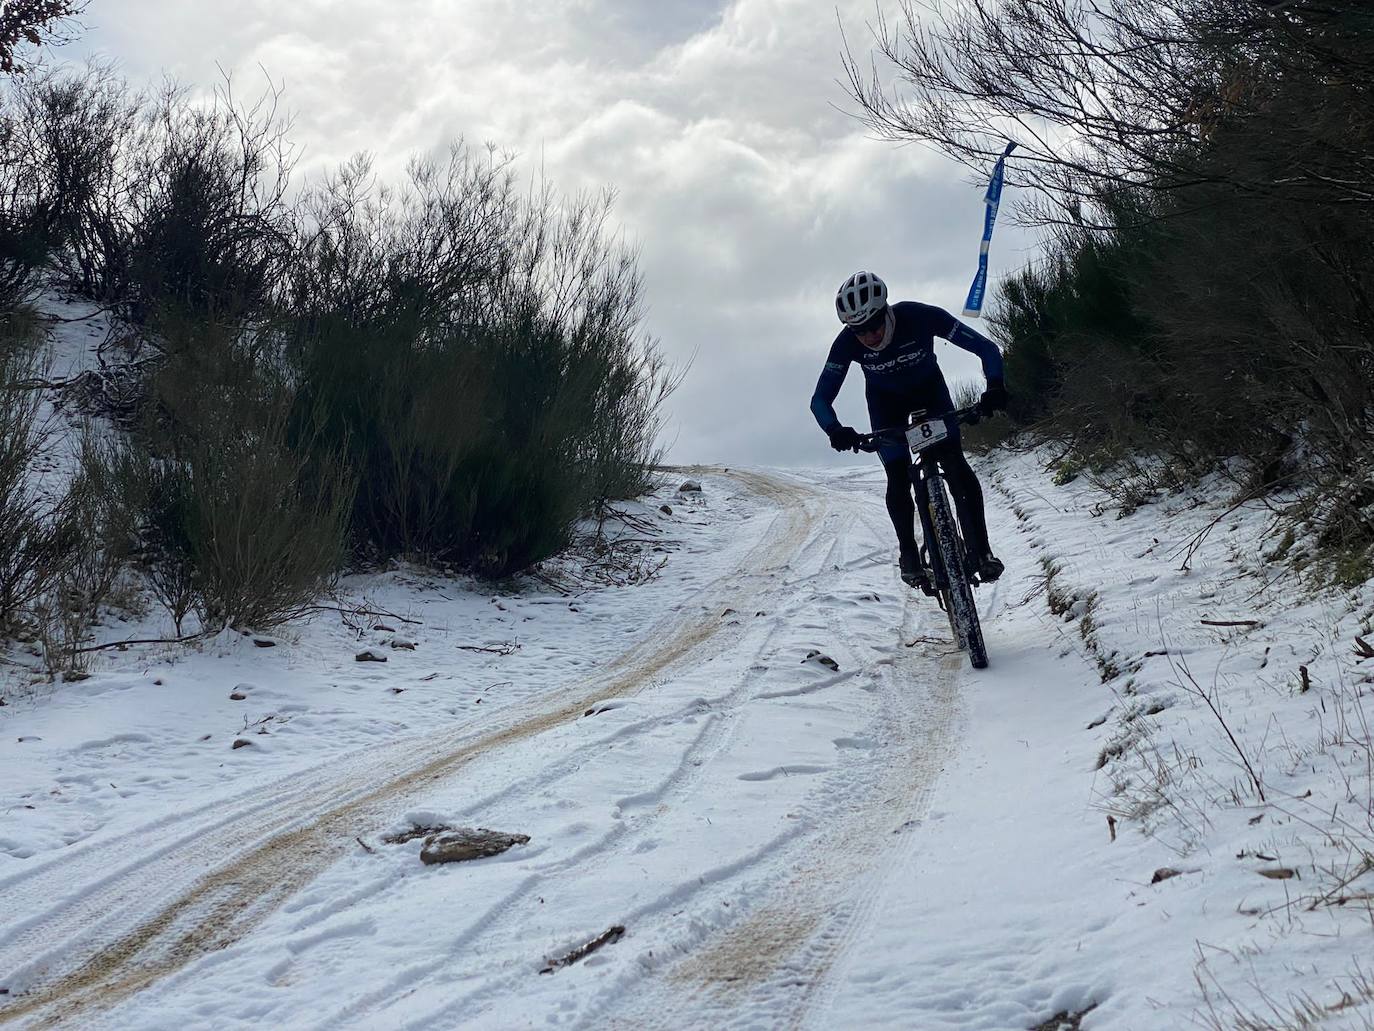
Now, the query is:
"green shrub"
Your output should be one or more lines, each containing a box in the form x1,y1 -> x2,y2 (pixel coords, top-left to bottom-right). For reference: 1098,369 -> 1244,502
121,79 -> 295,331
5,66 -> 673,597
0,311 -> 60,630
91,337 -> 355,633
287,149 -> 670,575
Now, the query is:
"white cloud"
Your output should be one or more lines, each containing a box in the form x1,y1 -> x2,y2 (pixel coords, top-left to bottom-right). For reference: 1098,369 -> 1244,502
69,0 -> 1037,465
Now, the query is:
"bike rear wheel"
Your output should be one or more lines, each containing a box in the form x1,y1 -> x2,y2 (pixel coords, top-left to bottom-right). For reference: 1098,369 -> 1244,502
928,477 -> 988,669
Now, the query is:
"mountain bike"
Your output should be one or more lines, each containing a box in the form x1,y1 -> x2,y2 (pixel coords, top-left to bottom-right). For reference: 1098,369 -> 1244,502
857,406 -> 989,670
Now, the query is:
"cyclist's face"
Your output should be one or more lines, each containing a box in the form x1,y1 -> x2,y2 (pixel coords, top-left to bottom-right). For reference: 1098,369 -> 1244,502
851,305 -> 888,348
854,317 -> 886,349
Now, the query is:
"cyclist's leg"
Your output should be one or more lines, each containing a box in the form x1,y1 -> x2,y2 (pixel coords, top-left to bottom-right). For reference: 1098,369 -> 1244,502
882,454 -> 918,554
940,431 -> 990,553
937,425 -> 1004,579
867,393 -> 916,550
869,394 -> 929,590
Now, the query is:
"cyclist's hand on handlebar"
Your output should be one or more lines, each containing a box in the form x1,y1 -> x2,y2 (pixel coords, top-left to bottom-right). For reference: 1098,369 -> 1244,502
827,425 -> 862,452
979,379 -> 1009,416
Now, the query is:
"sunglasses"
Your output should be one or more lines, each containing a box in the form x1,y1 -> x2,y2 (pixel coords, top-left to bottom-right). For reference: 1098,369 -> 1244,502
853,309 -> 887,336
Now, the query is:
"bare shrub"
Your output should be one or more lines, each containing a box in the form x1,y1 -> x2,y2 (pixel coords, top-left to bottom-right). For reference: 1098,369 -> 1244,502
7,64 -> 295,336
120,75 -> 297,332
950,379 -> 1014,453
7,62 -> 141,303
0,1 -> 87,76
0,95 -> 53,313
29,428 -> 138,674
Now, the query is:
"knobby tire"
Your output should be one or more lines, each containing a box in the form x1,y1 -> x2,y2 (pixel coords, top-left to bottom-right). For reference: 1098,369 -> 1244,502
928,476 -> 988,670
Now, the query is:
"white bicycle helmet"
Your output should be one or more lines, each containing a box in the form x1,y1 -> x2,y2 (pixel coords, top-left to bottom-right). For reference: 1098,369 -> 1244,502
835,270 -> 888,326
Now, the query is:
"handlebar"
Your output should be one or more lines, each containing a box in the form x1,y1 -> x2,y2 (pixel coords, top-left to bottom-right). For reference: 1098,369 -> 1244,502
854,406 -> 986,454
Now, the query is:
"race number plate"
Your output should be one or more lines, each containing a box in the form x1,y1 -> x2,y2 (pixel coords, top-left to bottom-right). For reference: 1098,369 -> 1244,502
906,418 -> 949,452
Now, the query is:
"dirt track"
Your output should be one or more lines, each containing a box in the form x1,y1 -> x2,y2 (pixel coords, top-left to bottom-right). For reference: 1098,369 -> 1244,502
0,470 -> 824,1029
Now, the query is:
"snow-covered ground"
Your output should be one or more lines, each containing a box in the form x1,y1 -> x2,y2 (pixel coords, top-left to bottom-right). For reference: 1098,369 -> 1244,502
2,439 -> 1373,1028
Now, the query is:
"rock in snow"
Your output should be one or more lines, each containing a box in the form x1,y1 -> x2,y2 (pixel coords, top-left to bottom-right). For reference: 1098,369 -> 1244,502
678,479 -> 702,493
420,828 -> 530,865
803,650 -> 840,672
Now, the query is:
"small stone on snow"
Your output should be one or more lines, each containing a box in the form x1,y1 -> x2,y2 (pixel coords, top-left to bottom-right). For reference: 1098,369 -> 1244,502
803,650 -> 841,673
679,479 -> 702,493
356,649 -> 388,663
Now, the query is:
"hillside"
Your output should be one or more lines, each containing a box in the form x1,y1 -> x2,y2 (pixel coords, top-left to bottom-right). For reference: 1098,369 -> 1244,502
2,436 -> 1372,1028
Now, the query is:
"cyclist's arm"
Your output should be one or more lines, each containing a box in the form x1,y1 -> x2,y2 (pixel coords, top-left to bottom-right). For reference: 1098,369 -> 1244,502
934,308 -> 1005,382
810,339 -> 851,433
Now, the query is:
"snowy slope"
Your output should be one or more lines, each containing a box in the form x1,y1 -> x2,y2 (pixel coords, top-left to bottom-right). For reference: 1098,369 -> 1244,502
1,446 -> 1372,1030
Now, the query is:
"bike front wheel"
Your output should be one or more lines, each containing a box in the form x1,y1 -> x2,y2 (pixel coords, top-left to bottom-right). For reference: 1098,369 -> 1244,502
928,478 -> 988,669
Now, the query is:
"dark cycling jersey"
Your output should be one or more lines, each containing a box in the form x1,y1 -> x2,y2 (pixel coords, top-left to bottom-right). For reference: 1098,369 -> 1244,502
809,300 -> 1004,435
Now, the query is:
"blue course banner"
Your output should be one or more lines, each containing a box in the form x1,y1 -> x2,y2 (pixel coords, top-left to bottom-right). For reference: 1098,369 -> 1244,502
962,141 -> 1017,318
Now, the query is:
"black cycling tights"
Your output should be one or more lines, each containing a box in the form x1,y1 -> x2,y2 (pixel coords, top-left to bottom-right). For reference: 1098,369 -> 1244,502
882,444 -> 991,559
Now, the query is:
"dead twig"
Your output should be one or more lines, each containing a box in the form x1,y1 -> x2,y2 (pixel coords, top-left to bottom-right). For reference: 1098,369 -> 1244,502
1174,657 -> 1266,803
457,641 -> 520,656
539,925 -> 626,974
36,304 -> 116,324
1171,477 -> 1289,572
72,630 -> 216,654
309,603 -> 422,626
527,569 -> 573,596
1200,619 -> 1262,628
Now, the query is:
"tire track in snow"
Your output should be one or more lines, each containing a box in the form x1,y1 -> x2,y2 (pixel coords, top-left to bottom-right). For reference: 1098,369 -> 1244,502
680,624 -> 961,1026
590,522 -> 967,1029
321,490 -> 879,1027
0,469 -> 823,1030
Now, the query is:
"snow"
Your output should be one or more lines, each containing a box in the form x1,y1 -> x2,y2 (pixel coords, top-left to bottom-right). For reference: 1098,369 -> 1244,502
3,339 -> 1374,1027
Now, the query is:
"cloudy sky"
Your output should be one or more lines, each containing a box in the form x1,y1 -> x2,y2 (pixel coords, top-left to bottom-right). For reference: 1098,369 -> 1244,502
66,0 -> 1038,467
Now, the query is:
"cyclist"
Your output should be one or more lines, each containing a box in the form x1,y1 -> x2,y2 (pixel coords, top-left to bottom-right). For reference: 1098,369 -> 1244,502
810,270 -> 1008,594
